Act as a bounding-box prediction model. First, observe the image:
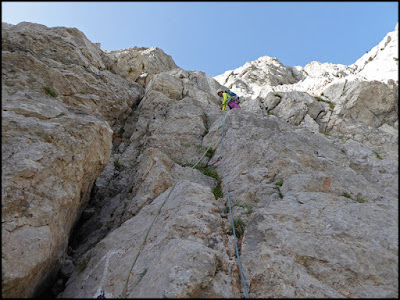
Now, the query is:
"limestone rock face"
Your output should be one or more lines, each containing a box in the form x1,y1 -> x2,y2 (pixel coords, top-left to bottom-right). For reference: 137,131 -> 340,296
324,79 -> 398,129
2,21 -> 398,299
62,180 -> 233,298
103,46 -> 178,88
352,23 -> 399,82
204,111 -> 398,298
2,22 -> 145,130
66,68 -> 223,261
1,21 -> 144,297
2,107 -> 113,298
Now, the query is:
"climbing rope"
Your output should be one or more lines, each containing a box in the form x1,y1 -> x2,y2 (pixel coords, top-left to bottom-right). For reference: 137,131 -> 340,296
120,111 -> 249,298
120,144 -> 214,298
220,112 -> 250,298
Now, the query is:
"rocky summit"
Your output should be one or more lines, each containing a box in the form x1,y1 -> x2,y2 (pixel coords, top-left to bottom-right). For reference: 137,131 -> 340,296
2,22 -> 398,298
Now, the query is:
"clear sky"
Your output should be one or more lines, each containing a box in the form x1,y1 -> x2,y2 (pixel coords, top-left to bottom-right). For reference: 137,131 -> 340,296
2,1 -> 398,77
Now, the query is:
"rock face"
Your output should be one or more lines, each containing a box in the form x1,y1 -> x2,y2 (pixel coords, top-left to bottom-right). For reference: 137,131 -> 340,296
103,46 -> 178,88
1,22 -> 144,297
2,21 -> 398,299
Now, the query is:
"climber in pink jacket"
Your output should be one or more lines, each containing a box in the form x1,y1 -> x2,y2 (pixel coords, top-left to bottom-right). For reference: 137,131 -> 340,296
217,90 -> 241,111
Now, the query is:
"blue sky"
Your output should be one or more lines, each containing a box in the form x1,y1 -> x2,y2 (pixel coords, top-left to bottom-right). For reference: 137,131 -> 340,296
2,1 -> 398,77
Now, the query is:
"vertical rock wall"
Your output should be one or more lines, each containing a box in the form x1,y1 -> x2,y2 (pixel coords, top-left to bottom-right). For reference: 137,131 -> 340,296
2,21 -> 398,298
1,22 -> 144,297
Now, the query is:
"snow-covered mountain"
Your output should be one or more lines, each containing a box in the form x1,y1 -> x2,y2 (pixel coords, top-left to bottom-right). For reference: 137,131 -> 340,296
214,23 -> 398,100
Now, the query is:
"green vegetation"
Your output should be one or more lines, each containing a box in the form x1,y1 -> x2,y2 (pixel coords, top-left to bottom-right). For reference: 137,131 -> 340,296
206,147 -> 215,159
213,184 -> 223,200
114,159 -> 123,171
355,195 -> 367,203
203,126 -> 209,137
77,260 -> 88,272
368,57 -> 373,62
394,57 -> 399,62
315,96 -> 335,111
139,268 -> 147,278
181,161 -> 223,200
202,165 -> 223,200
274,93 -> 282,98
275,179 -> 284,187
274,179 -> 284,199
195,145 -> 214,154
43,86 -> 57,97
321,131 -> 331,136
373,151 -> 383,160
341,192 -> 367,203
228,218 -> 245,238
342,193 -> 352,199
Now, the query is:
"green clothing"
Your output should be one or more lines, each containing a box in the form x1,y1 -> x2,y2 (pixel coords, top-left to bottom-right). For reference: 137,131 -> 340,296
221,92 -> 231,111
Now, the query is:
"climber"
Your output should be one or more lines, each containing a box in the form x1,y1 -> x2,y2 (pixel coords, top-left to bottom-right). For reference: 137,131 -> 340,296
217,90 -> 241,111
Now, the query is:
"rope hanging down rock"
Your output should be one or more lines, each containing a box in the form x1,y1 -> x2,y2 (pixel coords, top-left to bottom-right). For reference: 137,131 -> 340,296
120,144 -> 214,298
120,111 -> 249,298
220,112 -> 250,298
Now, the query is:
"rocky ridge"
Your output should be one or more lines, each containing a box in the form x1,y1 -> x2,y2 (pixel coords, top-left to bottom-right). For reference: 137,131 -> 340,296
1,22 -> 398,298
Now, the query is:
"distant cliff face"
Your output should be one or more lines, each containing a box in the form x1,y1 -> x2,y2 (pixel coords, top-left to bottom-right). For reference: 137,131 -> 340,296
2,22 -> 398,298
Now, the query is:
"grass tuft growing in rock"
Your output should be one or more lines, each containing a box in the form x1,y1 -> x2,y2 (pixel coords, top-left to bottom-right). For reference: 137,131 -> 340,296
341,192 -> 367,203
315,96 -> 335,111
114,159 -> 123,171
202,165 -> 223,200
181,161 -> 223,200
213,184 -> 223,200
206,147 -> 215,159
355,195 -> 367,203
373,151 -> 383,160
44,86 -> 57,97
228,218 -> 245,238
342,193 -> 352,199
274,179 -> 284,198
195,145 -> 215,159
139,268 -> 147,278
321,131 -> 331,136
